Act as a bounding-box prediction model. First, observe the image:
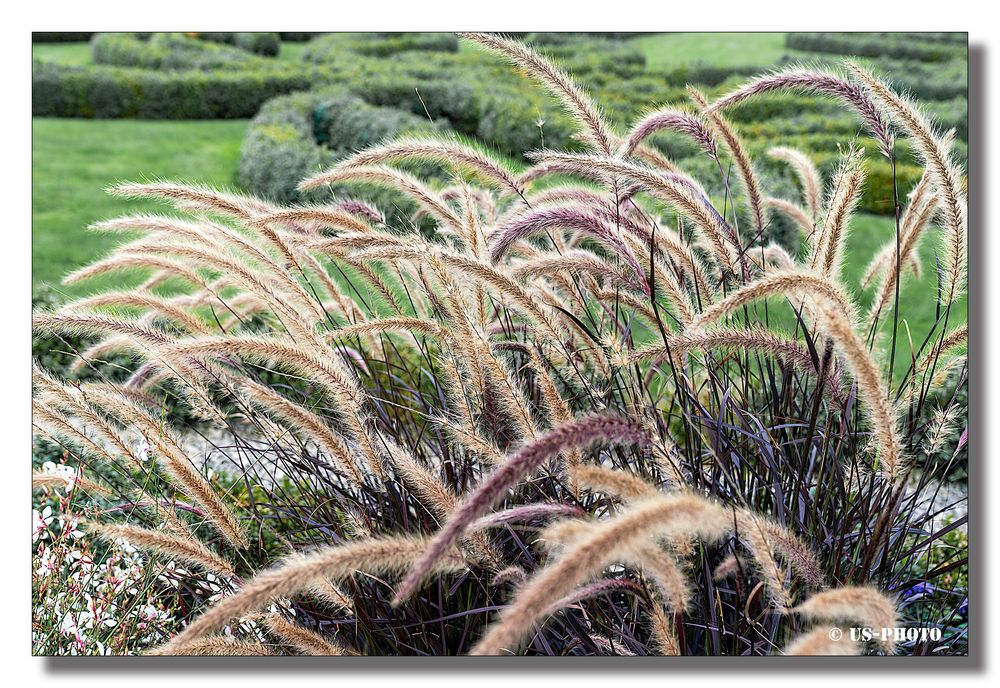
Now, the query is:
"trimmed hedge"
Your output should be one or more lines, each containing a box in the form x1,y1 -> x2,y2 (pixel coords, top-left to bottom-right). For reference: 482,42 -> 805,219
33,32 -> 93,43
301,33 -> 459,60
279,32 -> 325,42
197,32 -> 281,57
91,32 -> 269,70
786,33 -> 966,62
32,61 -> 314,119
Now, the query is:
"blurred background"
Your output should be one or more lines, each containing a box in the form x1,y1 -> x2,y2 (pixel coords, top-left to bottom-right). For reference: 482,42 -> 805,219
32,31 -> 968,341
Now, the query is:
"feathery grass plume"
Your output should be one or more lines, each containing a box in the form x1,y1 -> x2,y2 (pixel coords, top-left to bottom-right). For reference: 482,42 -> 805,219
162,335 -> 363,409
233,376 -> 365,485
111,181 -> 274,222
860,163 -> 936,289
862,232 -> 925,290
470,503 -> 585,531
66,334 -> 135,375
690,270 -> 856,330
426,250 -> 564,341
380,438 -> 457,521
148,637 -> 273,657
629,326 -> 845,400
129,239 -> 325,335
296,251 -> 368,323
156,535 -> 466,654
32,469 -> 108,496
91,522 -> 235,578
32,311 -> 174,348
568,463 -> 657,501
248,206 -> 374,234
911,324 -> 967,383
690,86 -> 766,239
783,626 -> 862,656
817,305 -> 903,478
475,340 -> 540,441
538,518 -> 692,625
431,415 -> 505,465
751,519 -> 825,590
542,577 -> 640,611
392,414 -> 652,606
630,143 -> 683,176
34,308 -> 227,418
759,242 -> 799,271
460,32 -> 614,155
335,198 -> 384,223
334,136 -> 524,199
769,147 -> 822,222
733,510 -> 792,609
766,197 -> 814,236
161,335 -> 385,476
646,601 -> 681,656
306,229 -> 410,256
706,68 -> 894,157
298,165 -> 464,231
712,554 -> 743,581
470,493 -> 730,654
263,613 -> 353,656
594,288 -> 659,328
512,251 -> 642,292
623,222 -> 715,301
32,400 -> 122,467
63,253 -> 226,313
792,586 -> 898,652
866,197 -> 937,325
66,292 -> 212,336
619,108 -> 717,158
33,364 -> 145,468
847,62 -> 967,304
633,541 -> 693,613
78,384 -> 249,548
328,317 -> 444,342
531,152 -> 740,277
812,145 -> 865,279
492,566 -> 528,588
924,404 -> 961,456
490,205 -> 649,293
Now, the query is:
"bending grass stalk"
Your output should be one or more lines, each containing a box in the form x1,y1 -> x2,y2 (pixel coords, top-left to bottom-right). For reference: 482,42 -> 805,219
391,413 -> 653,606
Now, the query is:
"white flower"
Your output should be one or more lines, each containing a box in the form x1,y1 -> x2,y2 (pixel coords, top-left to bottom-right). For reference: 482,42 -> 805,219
135,436 -> 151,463
33,506 -> 54,543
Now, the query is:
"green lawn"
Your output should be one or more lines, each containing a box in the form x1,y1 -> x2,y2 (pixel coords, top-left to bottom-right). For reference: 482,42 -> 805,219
629,32 -> 794,70
31,42 -> 92,65
276,41 -> 308,62
32,118 -> 248,296
823,214 -> 967,363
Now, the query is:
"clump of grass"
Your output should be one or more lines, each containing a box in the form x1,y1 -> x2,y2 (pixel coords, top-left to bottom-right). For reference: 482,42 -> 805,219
32,33 -> 967,656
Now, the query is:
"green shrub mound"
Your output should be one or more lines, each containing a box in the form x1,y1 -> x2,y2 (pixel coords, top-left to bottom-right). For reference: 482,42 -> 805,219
197,32 -> 282,57
237,90 -> 449,228
91,32 -> 270,71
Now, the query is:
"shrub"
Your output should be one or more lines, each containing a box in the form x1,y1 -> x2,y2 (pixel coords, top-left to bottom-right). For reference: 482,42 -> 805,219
33,35 -> 967,657
91,32 -> 267,71
302,32 -> 459,59
33,32 -> 94,43
279,32 -> 324,42
238,89 -> 448,229
786,32 -> 967,62
32,61 -> 315,119
198,32 -> 282,57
